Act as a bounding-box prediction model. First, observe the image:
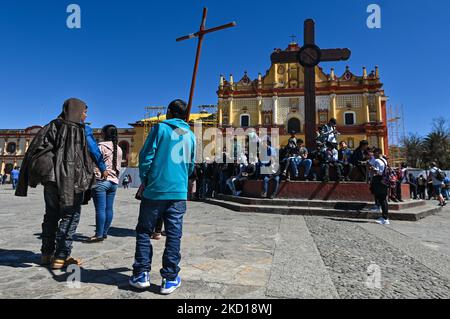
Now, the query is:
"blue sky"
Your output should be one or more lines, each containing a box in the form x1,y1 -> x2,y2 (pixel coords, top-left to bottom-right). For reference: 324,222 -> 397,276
0,0 -> 449,136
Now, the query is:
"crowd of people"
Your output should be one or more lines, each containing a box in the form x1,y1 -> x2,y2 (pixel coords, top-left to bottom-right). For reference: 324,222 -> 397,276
8,100 -> 449,294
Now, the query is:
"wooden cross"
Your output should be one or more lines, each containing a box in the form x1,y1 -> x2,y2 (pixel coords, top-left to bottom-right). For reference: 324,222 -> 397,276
176,8 -> 236,122
298,19 -> 351,149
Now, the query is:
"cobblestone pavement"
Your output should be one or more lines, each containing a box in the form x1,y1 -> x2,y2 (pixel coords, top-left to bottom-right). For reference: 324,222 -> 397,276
0,185 -> 449,299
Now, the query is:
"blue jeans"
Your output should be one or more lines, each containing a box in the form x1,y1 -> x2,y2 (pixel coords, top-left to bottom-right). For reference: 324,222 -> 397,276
133,199 -> 186,280
92,180 -> 118,238
263,175 -> 280,195
293,158 -> 312,178
42,182 -> 83,259
12,178 -> 18,190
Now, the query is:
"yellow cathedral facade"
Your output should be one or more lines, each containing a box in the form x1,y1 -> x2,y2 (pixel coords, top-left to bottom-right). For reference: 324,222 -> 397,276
217,42 -> 389,152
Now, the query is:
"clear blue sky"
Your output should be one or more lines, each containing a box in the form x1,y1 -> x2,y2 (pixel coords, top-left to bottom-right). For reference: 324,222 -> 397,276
1,0 -> 449,136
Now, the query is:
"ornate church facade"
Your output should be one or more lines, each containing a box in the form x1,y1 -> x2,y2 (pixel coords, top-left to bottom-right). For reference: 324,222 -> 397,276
217,42 -> 388,152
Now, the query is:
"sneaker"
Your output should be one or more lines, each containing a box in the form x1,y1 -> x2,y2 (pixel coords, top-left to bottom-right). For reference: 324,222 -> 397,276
129,272 -> 150,289
51,256 -> 82,270
375,217 -> 390,225
261,192 -> 267,198
235,191 -> 242,196
160,276 -> 181,295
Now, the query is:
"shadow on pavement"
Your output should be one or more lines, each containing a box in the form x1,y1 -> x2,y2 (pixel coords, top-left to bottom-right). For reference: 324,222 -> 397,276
47,266 -> 161,294
106,227 -> 136,238
325,217 -> 372,224
0,249 -> 40,268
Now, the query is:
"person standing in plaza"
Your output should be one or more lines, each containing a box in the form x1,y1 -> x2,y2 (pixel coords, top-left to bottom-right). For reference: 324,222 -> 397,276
85,125 -> 122,243
10,167 -> 20,190
16,98 -> 94,269
417,174 -> 427,200
369,148 -> 390,225
429,162 -> 447,207
122,175 -> 130,189
129,99 -> 196,294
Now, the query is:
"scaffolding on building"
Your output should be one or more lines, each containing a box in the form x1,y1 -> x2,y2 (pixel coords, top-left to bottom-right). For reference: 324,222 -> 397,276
143,106 -> 166,140
387,104 -> 406,167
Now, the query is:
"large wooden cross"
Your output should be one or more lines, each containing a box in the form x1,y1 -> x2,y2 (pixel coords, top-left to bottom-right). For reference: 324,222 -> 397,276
176,8 -> 236,122
298,19 -> 351,149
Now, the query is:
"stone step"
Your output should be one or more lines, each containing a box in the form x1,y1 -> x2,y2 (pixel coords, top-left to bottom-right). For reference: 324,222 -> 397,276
205,198 -> 442,222
216,194 -> 426,211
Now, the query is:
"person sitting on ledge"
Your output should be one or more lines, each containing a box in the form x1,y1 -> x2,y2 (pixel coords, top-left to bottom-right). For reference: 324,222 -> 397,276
338,141 -> 354,182
321,142 -> 344,183
260,140 -> 281,199
291,139 -> 313,181
226,154 -> 256,196
350,140 -> 370,181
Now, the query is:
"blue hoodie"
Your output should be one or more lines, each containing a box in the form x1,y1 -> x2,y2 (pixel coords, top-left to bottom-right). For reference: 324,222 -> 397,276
139,118 -> 196,200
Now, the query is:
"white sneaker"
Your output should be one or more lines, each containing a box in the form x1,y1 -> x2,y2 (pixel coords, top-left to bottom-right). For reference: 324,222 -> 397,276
376,217 -> 390,225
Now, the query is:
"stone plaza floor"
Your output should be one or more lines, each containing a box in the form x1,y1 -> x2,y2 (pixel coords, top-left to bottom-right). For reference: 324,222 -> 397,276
0,186 -> 450,299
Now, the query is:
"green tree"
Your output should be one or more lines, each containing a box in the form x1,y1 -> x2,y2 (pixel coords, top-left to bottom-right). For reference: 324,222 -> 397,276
401,133 -> 424,168
422,117 -> 450,169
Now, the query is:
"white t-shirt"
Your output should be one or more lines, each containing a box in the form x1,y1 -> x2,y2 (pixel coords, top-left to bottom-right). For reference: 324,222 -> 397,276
373,158 -> 386,176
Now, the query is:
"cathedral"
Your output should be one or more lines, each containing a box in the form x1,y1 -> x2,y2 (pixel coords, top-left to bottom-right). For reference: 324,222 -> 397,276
217,41 -> 388,153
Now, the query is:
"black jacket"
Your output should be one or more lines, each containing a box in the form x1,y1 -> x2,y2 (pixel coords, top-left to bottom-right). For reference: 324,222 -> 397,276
15,119 -> 94,207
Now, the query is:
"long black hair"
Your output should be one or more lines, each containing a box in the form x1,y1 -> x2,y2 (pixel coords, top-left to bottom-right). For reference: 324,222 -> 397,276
102,125 -> 119,174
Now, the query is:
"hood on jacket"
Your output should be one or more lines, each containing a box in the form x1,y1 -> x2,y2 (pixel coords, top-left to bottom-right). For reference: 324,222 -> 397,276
162,118 -> 191,133
59,98 -> 87,123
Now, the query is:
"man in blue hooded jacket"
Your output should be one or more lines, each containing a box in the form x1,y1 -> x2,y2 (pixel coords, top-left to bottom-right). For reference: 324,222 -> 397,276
129,99 -> 196,294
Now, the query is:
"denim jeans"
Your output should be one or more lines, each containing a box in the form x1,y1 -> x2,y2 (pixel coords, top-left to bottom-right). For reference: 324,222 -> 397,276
41,182 -> 83,259
263,175 -> 280,195
133,199 -> 186,280
12,178 -> 18,190
92,180 -> 118,238
293,158 -> 312,178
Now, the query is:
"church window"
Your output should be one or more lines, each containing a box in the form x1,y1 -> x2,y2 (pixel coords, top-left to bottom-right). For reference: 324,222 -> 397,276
264,114 -> 272,125
287,118 -> 301,134
344,112 -> 356,126
6,142 -> 17,154
240,114 -> 250,127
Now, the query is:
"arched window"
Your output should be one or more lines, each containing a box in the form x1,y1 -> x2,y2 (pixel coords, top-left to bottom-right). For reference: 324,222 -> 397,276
118,141 -> 130,167
240,114 -> 250,127
6,142 -> 17,154
287,118 -> 301,134
344,112 -> 356,126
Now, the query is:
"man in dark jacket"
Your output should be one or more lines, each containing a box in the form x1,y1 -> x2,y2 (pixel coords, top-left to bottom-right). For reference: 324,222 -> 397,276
16,98 -> 94,269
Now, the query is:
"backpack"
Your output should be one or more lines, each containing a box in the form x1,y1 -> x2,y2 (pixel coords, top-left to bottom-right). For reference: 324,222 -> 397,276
435,169 -> 446,182
379,158 -> 393,187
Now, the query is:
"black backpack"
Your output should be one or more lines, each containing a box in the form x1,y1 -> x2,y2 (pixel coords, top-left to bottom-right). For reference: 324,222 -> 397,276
436,169 -> 446,181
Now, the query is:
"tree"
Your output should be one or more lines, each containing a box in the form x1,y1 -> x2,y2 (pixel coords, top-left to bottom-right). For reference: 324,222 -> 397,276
422,117 -> 450,169
401,133 -> 424,168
